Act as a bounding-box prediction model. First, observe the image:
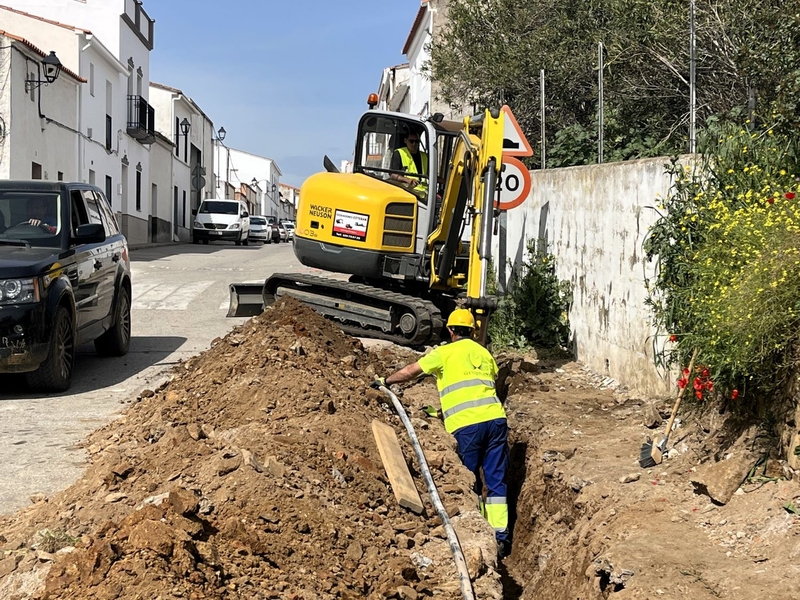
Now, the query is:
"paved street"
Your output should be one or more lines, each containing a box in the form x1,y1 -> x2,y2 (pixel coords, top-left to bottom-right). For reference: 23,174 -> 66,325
0,240 -> 304,515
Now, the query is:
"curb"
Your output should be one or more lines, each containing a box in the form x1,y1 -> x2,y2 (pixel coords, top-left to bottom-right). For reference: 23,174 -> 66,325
127,241 -> 184,252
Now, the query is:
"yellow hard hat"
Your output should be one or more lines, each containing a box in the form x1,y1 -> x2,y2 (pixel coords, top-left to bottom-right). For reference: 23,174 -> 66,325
446,309 -> 475,329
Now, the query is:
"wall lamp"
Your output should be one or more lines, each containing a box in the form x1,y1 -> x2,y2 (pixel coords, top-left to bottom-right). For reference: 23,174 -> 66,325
215,126 -> 226,142
177,117 -> 191,159
25,51 -> 62,92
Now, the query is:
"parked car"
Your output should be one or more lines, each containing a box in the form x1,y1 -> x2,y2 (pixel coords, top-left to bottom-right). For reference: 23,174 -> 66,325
192,199 -> 250,245
248,216 -> 270,244
264,216 -> 281,244
280,220 -> 295,240
0,181 -> 131,391
276,222 -> 289,243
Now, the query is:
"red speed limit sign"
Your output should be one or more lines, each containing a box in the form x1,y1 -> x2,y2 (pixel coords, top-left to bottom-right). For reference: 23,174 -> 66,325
496,156 -> 531,210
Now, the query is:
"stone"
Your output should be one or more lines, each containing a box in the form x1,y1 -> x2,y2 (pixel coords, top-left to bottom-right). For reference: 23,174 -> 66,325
128,520 -> 182,557
104,492 -> 128,503
396,585 -> 418,600
620,473 -> 640,484
169,488 -> 200,516
691,453 -> 756,505
0,555 -> 19,578
643,403 -> 663,429
186,423 -> 205,441
346,541 -> 363,562
240,448 -> 264,473
465,545 -> 485,580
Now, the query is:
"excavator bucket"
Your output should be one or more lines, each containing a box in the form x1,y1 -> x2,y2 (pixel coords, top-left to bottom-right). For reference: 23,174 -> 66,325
227,283 -> 266,317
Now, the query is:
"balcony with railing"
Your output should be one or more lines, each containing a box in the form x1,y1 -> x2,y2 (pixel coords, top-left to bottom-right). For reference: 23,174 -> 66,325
127,95 -> 155,144
123,0 -> 155,50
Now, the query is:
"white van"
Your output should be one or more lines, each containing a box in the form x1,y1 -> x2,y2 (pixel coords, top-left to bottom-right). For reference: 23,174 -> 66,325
192,199 -> 251,245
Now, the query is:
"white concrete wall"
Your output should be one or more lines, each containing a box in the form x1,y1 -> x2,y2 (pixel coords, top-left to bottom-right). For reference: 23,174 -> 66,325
3,40 -> 80,180
496,157 -> 683,395
406,9 -> 432,117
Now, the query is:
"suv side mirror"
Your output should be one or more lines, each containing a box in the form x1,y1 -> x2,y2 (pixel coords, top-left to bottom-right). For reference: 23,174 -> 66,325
242,211 -> 249,218
192,209 -> 198,216
74,223 -> 106,244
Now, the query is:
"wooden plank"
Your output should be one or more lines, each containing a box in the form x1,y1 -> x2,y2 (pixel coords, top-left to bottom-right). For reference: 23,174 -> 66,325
371,420 -> 424,514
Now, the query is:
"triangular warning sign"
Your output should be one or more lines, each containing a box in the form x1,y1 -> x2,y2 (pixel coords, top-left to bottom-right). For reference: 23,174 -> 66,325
500,105 -> 533,157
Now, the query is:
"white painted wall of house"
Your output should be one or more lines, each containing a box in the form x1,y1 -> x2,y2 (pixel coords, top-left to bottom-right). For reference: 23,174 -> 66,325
1,40 -> 80,181
220,148 -> 281,217
405,10 -> 432,117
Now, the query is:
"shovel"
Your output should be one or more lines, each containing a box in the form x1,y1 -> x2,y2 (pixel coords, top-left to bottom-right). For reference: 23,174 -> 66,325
639,348 -> 698,468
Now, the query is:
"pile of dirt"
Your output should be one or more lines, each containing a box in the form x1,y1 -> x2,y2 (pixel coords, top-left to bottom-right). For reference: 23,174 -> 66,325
0,297 -> 502,599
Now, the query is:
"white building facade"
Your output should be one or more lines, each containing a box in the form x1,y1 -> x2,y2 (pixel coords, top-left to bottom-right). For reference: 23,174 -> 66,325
1,0 -> 157,244
215,147 -> 281,218
149,83 -> 216,242
0,32 -> 84,180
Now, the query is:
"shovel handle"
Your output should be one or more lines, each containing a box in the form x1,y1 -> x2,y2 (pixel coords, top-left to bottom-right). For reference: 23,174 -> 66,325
663,347 -> 699,446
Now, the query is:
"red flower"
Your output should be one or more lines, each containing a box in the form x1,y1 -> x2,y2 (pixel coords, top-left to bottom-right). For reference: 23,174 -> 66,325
705,380 -> 714,391
767,197 -> 775,204
677,378 -> 688,389
669,334 -> 678,342
731,389 -> 739,400
682,368 -> 690,375
693,377 -> 703,391
786,192 -> 796,200
695,391 -> 703,400
701,368 -> 709,378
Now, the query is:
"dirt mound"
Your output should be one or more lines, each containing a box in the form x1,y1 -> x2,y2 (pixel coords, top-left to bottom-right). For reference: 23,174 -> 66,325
0,297 -> 501,599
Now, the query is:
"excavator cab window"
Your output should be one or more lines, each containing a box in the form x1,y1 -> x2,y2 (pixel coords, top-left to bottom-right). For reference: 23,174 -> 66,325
354,114 -> 430,194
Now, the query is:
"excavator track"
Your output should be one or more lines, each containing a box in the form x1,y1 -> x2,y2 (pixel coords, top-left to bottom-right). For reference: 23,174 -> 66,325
262,273 -> 444,347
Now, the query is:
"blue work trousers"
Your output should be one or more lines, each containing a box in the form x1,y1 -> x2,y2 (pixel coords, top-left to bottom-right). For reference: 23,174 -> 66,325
453,418 -> 509,542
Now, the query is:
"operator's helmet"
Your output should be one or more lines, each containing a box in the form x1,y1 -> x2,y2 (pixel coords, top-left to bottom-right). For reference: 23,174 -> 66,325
446,309 -> 476,329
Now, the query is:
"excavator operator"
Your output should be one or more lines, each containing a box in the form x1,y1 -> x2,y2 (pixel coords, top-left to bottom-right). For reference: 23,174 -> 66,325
390,128 -> 429,197
370,309 -> 511,559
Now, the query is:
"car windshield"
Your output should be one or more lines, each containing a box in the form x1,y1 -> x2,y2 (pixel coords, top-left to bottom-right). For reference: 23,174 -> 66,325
282,222 -> 294,229
0,191 -> 62,247
250,217 -> 266,225
199,201 -> 238,215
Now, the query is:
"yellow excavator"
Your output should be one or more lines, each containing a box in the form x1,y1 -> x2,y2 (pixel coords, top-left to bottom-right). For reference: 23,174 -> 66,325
228,97 -> 508,346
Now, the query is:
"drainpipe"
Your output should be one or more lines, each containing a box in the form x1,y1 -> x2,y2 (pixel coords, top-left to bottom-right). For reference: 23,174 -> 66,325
78,35 -> 93,183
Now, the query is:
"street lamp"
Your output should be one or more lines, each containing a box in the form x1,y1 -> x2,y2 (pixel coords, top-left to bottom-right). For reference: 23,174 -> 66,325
176,117 -> 191,160
215,126 -> 226,142
214,127 -> 227,196
25,51 -> 63,92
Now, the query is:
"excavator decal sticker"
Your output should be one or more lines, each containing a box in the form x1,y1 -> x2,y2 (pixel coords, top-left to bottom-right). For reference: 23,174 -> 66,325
332,209 -> 368,242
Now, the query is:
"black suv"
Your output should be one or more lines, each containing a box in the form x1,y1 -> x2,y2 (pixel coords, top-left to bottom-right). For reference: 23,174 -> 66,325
0,181 -> 132,391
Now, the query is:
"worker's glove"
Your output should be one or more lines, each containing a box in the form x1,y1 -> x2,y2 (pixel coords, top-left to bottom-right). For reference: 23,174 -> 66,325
370,377 -> 387,390
422,405 -> 442,419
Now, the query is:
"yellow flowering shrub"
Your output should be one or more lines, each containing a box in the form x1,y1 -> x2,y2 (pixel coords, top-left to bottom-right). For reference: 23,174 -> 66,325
645,119 -> 800,401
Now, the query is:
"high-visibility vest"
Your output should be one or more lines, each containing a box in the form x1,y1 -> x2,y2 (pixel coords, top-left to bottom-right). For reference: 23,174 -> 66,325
418,338 -> 506,433
396,147 -> 428,194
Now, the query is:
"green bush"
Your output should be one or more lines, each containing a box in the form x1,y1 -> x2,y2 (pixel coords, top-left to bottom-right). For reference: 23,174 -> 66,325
645,114 -> 800,402
488,240 -> 572,350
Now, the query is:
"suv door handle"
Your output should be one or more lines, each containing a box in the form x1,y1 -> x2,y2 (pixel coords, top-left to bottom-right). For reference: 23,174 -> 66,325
112,253 -> 120,263
94,260 -> 102,271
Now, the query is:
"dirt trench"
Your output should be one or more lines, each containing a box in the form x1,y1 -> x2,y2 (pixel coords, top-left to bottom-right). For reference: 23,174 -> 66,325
497,361 -> 800,600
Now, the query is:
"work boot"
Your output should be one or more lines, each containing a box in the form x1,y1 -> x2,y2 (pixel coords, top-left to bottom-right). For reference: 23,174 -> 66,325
497,539 -> 511,560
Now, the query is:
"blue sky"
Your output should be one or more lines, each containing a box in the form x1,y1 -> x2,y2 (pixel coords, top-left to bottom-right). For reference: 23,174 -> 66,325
149,1 -> 420,188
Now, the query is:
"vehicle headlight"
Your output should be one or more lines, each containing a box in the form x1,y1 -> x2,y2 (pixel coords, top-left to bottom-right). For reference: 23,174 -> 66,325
0,278 -> 39,305
193,220 -> 203,229
229,223 -> 240,230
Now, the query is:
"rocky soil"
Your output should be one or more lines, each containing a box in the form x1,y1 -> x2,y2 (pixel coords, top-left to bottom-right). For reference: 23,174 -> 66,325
0,298 -> 502,600
1,297 -> 798,599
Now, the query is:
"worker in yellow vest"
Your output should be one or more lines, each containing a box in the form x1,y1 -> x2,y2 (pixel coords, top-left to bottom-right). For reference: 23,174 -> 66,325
390,129 -> 429,196
371,309 -> 511,559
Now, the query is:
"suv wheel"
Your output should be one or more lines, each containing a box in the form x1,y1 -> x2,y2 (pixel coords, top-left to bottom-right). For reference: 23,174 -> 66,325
26,305 -> 75,392
95,286 -> 131,357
